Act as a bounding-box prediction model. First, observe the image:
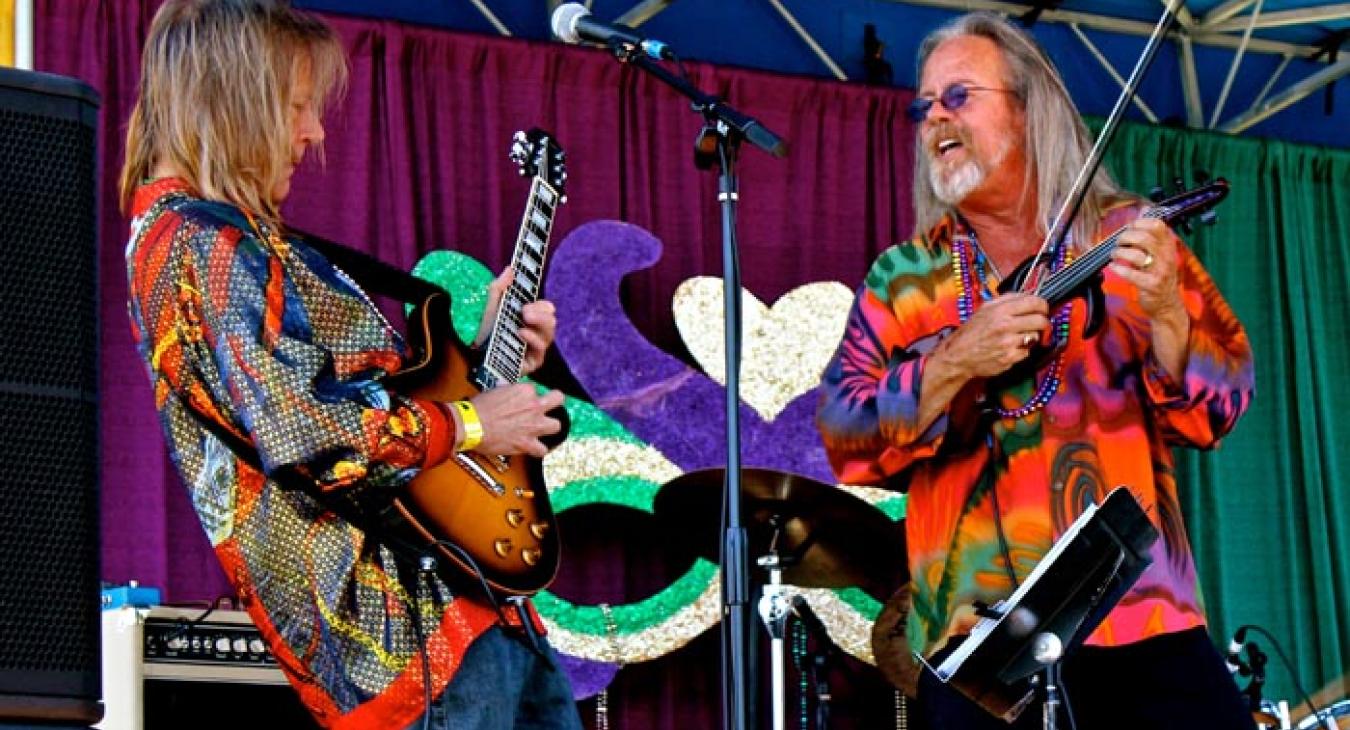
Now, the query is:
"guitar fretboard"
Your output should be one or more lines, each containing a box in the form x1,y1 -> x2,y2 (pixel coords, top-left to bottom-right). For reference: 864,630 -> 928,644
477,179 -> 561,390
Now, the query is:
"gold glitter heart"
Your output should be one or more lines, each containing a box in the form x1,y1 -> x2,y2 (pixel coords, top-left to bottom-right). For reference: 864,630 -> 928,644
673,278 -> 854,420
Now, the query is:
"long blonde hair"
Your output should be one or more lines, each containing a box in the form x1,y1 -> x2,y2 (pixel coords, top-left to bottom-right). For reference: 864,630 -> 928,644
911,12 -> 1122,246
118,0 -> 346,226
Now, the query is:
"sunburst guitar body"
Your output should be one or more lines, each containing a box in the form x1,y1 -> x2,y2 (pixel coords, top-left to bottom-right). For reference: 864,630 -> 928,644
384,129 -> 569,596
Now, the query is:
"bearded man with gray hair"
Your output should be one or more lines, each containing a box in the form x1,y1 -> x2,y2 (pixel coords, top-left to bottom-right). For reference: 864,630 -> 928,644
817,12 -> 1256,729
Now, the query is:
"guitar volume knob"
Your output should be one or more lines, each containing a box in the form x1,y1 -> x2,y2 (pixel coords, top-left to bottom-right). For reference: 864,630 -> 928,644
506,509 -> 525,528
521,548 -> 540,566
494,538 -> 513,557
529,522 -> 549,540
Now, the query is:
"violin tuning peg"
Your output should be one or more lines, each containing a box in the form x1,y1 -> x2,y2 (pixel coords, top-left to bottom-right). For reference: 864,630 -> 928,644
1149,185 -> 1165,203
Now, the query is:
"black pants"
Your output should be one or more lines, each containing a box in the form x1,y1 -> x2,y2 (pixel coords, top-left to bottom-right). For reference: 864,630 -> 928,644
914,627 -> 1257,730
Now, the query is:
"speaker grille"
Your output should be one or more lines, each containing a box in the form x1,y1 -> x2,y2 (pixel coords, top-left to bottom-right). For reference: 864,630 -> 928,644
0,107 -> 98,393
0,68 -> 102,715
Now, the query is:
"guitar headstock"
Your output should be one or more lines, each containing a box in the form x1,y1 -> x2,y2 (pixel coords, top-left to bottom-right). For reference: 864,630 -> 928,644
509,128 -> 567,203
1151,173 -> 1227,234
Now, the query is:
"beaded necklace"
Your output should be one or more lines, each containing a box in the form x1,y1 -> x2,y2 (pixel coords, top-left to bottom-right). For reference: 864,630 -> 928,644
950,227 -> 1074,419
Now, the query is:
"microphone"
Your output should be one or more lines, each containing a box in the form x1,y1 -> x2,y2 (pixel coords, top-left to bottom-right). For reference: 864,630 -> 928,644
551,3 -> 674,60
1226,625 -> 1249,674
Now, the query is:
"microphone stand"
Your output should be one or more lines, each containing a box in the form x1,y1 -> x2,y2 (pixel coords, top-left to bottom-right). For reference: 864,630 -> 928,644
604,40 -> 786,730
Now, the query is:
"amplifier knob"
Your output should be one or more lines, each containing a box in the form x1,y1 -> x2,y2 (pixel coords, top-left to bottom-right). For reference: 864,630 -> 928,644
232,637 -> 248,653
215,636 -> 231,653
166,635 -> 188,651
249,638 -> 267,655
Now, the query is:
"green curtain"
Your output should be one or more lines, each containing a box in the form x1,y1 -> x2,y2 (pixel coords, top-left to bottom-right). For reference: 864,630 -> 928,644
1092,118 -> 1350,708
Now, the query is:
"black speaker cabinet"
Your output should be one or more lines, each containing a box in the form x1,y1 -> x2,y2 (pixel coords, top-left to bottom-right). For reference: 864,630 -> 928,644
0,66 -> 103,725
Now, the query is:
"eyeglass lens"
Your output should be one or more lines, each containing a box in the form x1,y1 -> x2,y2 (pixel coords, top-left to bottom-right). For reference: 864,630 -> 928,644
907,83 -> 972,123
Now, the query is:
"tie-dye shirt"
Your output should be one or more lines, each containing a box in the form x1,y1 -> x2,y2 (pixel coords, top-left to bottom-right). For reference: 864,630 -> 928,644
126,178 -> 509,730
817,205 -> 1254,659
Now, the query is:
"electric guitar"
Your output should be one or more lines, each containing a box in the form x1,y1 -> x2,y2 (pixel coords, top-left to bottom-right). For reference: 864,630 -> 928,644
945,178 -> 1230,448
384,129 -> 568,596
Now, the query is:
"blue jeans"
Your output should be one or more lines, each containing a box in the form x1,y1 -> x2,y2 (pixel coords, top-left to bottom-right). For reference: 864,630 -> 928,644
403,626 -> 583,730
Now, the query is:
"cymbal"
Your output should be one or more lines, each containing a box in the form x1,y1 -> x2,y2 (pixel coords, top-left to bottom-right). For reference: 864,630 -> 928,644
871,583 -> 920,698
652,467 -> 907,600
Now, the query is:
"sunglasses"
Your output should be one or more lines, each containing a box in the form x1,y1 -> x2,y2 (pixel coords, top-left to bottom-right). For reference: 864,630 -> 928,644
907,83 -> 1014,123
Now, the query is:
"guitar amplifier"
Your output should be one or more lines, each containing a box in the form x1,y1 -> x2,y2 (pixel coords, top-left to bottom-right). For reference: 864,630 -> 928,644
98,607 -> 318,730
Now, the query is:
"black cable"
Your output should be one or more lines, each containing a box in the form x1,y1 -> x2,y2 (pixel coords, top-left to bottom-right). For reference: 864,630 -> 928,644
162,594 -> 233,645
986,436 -> 1022,591
1241,624 -> 1331,728
1056,668 -> 1081,730
412,558 -> 435,730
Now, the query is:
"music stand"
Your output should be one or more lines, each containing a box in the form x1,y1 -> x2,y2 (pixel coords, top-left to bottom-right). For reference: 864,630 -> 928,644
924,487 -> 1160,725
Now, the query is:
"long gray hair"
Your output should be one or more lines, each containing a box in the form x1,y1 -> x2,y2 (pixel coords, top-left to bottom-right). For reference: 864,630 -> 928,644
911,12 -> 1122,247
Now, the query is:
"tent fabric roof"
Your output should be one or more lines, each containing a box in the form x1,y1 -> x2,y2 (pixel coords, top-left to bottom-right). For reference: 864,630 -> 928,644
295,0 -> 1349,149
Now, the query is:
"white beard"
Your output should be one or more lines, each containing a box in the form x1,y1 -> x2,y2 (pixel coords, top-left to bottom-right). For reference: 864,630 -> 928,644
927,131 -> 1014,205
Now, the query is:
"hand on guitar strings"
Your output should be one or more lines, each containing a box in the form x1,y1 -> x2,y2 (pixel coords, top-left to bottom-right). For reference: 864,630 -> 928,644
479,266 -> 558,376
457,385 -> 566,458
934,293 -> 1050,379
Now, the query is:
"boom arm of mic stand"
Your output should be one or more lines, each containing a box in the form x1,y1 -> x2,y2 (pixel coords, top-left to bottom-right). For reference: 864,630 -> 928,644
618,49 -> 788,159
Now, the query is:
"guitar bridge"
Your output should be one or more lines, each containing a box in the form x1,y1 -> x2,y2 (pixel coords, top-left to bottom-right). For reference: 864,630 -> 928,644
454,453 -> 506,497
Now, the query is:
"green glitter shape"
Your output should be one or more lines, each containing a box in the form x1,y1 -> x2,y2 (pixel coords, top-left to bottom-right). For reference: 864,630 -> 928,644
411,250 -> 901,644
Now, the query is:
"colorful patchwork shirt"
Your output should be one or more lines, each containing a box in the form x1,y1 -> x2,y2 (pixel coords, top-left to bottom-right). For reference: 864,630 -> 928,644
817,205 -> 1254,659
126,178 -> 504,729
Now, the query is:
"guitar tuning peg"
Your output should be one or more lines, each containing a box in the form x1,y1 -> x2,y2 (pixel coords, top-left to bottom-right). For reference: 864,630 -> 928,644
513,130 -> 527,142
518,168 -> 528,177
1172,176 -> 1186,195
1177,219 -> 1193,235
1194,169 -> 1211,185
1198,210 -> 1218,226
1149,185 -> 1165,203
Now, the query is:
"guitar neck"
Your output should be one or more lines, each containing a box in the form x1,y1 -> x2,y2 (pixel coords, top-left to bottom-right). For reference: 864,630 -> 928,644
477,178 -> 562,390
1037,206 -> 1169,307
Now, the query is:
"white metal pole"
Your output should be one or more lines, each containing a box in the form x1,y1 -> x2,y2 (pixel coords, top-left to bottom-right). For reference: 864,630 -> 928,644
15,0 -> 34,70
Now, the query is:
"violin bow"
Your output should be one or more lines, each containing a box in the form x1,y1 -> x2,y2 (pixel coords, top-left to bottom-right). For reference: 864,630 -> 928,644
1024,0 -> 1184,296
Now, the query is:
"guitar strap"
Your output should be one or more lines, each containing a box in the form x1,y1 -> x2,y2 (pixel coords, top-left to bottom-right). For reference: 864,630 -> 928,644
289,228 -> 446,306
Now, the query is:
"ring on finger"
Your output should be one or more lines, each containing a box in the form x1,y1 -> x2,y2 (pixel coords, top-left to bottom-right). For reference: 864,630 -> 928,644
1141,252 -> 1155,269
1021,333 -> 1037,347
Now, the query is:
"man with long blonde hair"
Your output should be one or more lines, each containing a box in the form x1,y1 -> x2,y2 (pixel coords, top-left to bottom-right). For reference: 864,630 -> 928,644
818,12 -> 1256,729
121,2 -> 581,728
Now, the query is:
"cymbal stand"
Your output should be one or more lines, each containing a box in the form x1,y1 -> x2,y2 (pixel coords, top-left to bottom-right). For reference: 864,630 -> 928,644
757,542 -> 796,730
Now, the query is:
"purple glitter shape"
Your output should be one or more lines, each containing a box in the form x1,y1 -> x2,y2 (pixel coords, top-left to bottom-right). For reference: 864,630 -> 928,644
546,220 -> 834,483
556,653 -> 621,700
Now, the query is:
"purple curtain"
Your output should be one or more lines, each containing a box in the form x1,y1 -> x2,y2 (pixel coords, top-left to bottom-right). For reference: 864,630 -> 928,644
38,3 -> 916,726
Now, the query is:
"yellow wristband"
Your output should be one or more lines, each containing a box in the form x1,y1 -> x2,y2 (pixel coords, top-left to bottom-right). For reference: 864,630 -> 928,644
451,400 -> 484,452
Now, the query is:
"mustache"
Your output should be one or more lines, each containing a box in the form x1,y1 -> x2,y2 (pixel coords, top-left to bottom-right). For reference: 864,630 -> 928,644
920,123 -> 969,158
